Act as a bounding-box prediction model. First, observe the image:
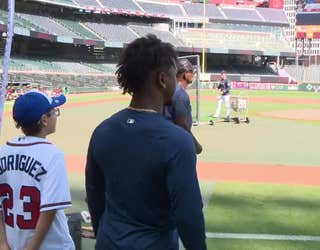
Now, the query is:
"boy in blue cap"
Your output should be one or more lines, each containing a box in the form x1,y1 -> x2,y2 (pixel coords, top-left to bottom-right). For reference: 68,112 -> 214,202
0,90 -> 74,250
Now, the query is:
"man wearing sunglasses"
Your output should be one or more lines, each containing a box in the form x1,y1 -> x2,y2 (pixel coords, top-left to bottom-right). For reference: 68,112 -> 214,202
164,58 -> 202,154
0,90 -> 74,250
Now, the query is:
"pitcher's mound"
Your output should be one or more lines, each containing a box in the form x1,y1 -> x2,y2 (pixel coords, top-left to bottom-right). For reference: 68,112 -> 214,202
259,109 -> 320,121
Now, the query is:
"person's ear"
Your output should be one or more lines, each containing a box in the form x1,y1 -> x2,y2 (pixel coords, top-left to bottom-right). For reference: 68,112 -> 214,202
40,114 -> 49,127
183,72 -> 187,81
157,71 -> 167,89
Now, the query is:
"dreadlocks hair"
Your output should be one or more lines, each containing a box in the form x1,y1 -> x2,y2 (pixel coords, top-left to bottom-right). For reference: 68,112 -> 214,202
116,34 -> 178,95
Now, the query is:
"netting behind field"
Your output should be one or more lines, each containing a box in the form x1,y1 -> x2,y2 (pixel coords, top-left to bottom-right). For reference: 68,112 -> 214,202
178,55 -> 200,124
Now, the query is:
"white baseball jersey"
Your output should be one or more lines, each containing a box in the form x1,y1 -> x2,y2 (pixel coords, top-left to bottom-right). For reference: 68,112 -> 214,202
0,136 -> 75,250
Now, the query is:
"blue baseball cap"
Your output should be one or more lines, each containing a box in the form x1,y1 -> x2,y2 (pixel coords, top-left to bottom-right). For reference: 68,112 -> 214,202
13,89 -> 66,127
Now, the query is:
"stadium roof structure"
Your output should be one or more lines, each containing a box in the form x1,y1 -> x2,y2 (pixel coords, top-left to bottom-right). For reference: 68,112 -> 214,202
22,0 -> 289,26
177,28 -> 295,57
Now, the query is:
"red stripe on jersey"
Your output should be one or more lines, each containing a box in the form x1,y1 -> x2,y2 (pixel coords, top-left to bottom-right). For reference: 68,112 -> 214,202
6,142 -> 52,147
40,201 -> 71,209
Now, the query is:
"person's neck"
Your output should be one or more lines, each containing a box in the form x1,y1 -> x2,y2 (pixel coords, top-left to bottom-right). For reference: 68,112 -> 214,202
178,80 -> 188,89
129,93 -> 163,114
32,129 -> 51,139
26,133 -> 47,139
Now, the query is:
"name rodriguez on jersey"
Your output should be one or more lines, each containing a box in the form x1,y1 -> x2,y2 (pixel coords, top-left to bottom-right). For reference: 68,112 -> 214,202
0,154 -> 47,182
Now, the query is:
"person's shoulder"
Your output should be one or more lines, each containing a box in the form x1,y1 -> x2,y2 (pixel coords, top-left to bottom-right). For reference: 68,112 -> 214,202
37,142 -> 64,162
162,120 -> 194,146
93,109 -> 126,133
175,86 -> 189,100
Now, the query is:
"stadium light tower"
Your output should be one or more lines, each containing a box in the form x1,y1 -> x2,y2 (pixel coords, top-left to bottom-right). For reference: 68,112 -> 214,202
201,0 -> 206,73
0,0 -> 14,139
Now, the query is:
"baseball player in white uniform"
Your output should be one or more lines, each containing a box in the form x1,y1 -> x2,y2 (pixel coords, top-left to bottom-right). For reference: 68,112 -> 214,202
213,70 -> 231,121
0,90 -> 74,250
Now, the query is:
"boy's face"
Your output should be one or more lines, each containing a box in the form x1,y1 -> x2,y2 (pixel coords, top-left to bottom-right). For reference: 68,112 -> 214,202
43,108 -> 59,135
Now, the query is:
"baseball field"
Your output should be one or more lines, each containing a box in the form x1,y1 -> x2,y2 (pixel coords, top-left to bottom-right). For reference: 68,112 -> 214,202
1,89 -> 320,249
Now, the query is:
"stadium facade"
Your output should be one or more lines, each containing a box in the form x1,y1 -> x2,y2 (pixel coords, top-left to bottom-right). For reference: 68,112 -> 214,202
0,0 -> 319,92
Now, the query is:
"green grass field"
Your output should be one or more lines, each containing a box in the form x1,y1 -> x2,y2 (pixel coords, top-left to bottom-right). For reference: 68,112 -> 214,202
1,89 -> 320,249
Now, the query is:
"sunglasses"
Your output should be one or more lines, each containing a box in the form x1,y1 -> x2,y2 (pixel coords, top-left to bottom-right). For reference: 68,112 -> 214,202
46,108 -> 60,117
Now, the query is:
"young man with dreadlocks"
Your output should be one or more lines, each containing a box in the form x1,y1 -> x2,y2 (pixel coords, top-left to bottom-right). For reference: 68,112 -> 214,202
85,35 -> 206,250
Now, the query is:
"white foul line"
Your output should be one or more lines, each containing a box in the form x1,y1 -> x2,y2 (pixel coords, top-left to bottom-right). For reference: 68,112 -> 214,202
206,232 -> 320,241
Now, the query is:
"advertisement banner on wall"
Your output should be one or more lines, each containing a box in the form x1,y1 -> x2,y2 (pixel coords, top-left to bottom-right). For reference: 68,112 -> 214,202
288,85 -> 299,91
298,83 -> 320,92
249,83 -> 272,90
231,82 -> 298,91
231,82 -> 272,90
270,85 -> 289,91
232,82 -> 249,89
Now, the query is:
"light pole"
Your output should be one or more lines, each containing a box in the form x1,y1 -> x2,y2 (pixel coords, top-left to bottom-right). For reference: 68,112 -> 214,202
0,0 -> 15,139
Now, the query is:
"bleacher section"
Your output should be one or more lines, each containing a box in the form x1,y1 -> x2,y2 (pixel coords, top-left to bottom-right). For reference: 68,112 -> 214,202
84,23 -> 138,43
54,18 -> 101,40
182,3 -> 224,18
17,13 -> 80,38
0,2 -> 292,53
221,7 -> 262,22
0,1 -> 299,87
1,57 -> 118,90
0,9 -> 292,54
178,29 -> 294,53
305,65 -> 320,83
84,63 -> 117,73
1,57 -> 117,74
137,1 -> 184,17
0,9 -> 46,33
256,7 -> 288,24
207,64 -> 276,75
20,0 -> 289,28
129,25 -> 183,47
284,65 -> 304,82
284,65 -> 320,83
99,0 -> 142,11
207,64 -> 277,77
8,73 -> 118,91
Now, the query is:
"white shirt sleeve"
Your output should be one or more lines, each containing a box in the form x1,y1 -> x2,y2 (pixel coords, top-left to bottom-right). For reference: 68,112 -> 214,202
40,152 -> 72,212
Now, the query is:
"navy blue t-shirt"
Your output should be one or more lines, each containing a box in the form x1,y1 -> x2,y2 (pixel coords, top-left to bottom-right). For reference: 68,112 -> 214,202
86,109 -> 206,250
217,79 -> 231,96
164,84 -> 193,129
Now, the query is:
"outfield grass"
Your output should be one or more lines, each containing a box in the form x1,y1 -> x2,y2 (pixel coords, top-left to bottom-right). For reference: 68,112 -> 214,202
194,117 -> 320,166
77,180 -> 320,249
204,182 -> 320,235
207,239 -> 320,250
203,182 -> 320,249
193,90 -> 320,125
83,237 -> 320,250
2,90 -> 320,250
